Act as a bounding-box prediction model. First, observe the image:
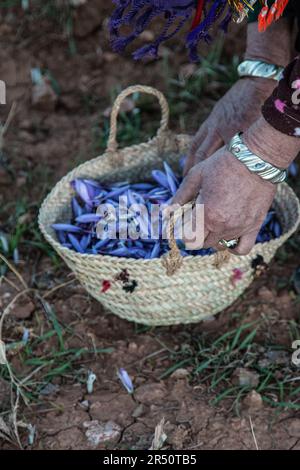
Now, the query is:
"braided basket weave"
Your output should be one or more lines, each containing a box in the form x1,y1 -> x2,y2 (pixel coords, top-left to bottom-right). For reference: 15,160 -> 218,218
39,86 -> 300,326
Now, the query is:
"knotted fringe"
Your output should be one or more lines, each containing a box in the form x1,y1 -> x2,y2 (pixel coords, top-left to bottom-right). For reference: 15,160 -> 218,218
110,0 -> 232,62
110,1 -> 290,61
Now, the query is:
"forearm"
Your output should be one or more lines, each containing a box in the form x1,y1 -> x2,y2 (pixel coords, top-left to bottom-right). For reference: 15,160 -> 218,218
242,20 -> 300,168
245,19 -> 293,68
243,117 -> 300,169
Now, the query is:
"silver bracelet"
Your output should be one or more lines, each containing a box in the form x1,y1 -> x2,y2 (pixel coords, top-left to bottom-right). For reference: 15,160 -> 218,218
238,59 -> 284,82
229,133 -> 287,184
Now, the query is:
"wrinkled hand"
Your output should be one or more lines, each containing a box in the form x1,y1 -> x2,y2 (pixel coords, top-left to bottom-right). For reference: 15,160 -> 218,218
184,78 -> 276,176
173,147 -> 276,255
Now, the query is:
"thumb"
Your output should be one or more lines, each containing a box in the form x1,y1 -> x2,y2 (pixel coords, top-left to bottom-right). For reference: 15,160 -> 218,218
229,229 -> 259,256
194,131 -> 224,164
172,167 -> 203,206
183,126 -> 207,176
183,130 -> 224,177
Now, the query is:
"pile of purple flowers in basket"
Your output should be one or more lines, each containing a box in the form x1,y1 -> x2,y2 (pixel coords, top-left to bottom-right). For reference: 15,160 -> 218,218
52,161 -> 283,259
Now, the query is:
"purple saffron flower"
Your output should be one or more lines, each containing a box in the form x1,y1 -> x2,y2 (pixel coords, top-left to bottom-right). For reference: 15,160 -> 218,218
75,214 -> 101,224
68,233 -> 85,253
52,223 -> 83,233
71,197 -> 83,218
150,241 -> 160,259
72,179 -> 93,206
288,162 -> 298,178
117,368 -> 134,394
54,160 -> 282,257
163,161 -> 179,195
22,328 -> 30,344
151,170 -> 169,189
80,233 -> 92,251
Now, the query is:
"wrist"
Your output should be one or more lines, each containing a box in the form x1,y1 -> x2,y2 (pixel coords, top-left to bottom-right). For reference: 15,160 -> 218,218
239,75 -> 277,94
243,117 -> 300,169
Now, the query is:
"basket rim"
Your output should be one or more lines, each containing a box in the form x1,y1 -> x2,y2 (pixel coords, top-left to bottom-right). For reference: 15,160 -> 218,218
38,134 -> 300,265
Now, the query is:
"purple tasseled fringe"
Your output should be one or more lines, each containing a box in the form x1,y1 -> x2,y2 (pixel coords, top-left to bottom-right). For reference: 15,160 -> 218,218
110,0 -> 233,62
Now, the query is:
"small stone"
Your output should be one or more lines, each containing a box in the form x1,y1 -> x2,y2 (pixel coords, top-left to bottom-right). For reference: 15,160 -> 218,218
128,342 -> 138,352
39,383 -> 60,397
132,404 -> 145,418
135,383 -> 167,404
12,301 -> 35,319
79,400 -> 90,411
243,390 -> 263,410
232,368 -> 259,388
258,350 -> 289,368
83,420 -> 121,447
170,368 -> 190,380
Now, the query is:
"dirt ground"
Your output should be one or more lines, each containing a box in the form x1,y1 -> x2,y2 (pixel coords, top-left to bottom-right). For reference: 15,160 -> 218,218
0,1 -> 300,451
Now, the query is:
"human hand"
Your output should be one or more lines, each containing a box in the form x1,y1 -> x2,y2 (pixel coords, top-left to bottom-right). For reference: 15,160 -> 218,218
174,147 -> 276,255
184,77 -> 276,176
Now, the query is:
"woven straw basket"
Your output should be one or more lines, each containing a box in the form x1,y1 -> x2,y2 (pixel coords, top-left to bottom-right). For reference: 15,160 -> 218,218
39,86 -> 300,326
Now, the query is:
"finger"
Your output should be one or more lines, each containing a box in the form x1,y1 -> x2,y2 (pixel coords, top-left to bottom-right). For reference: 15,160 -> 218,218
183,193 -> 208,250
183,126 -> 208,176
229,229 -> 260,256
172,167 -> 203,206
194,131 -> 224,164
203,232 -> 223,250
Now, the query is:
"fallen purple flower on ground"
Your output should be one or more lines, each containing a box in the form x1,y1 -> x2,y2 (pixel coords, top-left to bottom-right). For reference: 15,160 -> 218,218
117,368 -> 134,394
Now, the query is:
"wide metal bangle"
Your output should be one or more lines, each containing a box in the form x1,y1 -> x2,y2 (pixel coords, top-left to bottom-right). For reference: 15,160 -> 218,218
238,59 -> 284,82
229,133 -> 287,184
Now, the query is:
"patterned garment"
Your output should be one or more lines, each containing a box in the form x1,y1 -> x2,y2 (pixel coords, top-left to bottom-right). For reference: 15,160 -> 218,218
261,1 -> 300,137
262,58 -> 300,138
110,0 -> 231,62
110,1 -> 289,61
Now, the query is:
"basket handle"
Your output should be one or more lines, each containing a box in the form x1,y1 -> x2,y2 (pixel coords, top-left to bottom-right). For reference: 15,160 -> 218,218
106,85 -> 170,153
163,206 -> 230,276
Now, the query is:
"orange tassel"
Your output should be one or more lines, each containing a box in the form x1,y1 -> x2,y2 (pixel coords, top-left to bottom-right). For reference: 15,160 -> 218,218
258,2 -> 269,32
275,0 -> 289,20
266,1 -> 277,27
259,0 -> 290,31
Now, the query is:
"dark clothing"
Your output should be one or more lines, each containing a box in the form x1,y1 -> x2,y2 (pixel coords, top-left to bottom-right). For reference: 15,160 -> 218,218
262,58 -> 300,137
258,1 -> 300,137
285,0 -> 300,51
